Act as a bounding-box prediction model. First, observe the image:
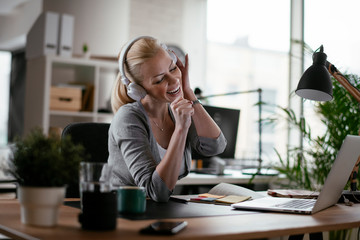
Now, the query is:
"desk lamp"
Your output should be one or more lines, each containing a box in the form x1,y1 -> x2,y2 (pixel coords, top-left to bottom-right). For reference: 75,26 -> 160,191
295,45 -> 360,199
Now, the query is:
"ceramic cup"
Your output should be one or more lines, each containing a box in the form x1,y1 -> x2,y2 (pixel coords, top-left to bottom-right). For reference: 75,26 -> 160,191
78,162 -> 117,230
117,186 -> 146,214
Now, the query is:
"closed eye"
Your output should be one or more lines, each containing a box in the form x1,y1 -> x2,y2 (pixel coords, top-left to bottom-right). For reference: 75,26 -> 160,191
170,65 -> 177,72
153,65 -> 178,84
155,77 -> 164,84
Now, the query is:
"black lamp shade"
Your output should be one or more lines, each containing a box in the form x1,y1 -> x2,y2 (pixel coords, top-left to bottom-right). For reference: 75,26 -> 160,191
295,51 -> 333,101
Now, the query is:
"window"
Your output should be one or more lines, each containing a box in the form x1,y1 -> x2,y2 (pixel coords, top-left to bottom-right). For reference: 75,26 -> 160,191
305,0 -> 360,76
304,0 -> 360,138
0,51 -> 11,146
205,0 -> 290,166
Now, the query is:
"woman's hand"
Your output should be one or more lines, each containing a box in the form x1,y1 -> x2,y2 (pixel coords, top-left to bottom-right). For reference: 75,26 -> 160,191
175,54 -> 196,100
170,97 -> 194,131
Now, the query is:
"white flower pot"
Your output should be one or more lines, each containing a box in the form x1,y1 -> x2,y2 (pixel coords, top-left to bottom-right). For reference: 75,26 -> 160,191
83,51 -> 91,58
17,186 -> 65,227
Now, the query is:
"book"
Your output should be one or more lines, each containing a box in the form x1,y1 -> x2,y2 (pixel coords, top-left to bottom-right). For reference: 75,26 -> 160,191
208,183 -> 265,199
188,182 -> 265,205
214,195 -> 251,205
267,189 -> 320,199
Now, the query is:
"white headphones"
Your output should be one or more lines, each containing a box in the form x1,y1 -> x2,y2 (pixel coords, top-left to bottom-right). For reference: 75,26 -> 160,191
118,36 -> 177,101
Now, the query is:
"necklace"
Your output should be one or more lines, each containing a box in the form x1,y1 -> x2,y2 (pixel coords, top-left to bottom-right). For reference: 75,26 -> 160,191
151,114 -> 166,132
151,119 -> 164,131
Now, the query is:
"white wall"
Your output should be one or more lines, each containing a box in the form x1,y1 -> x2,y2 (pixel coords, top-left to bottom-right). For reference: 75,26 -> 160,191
42,0 -> 207,83
0,0 -> 42,50
43,0 -> 130,57
182,0 -> 207,89
129,0 -> 183,44
128,0 -> 207,86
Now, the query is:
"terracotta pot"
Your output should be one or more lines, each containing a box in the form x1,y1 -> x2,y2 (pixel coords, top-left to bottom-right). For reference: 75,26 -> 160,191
17,186 -> 65,227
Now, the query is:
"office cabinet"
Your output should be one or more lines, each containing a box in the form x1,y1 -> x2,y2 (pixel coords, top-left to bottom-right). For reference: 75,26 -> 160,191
24,56 -> 118,135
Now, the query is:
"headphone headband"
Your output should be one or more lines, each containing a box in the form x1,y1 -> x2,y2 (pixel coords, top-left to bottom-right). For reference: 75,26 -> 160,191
118,36 -> 155,85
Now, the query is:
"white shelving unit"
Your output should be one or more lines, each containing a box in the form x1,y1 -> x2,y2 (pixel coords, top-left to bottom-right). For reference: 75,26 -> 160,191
24,55 -> 118,135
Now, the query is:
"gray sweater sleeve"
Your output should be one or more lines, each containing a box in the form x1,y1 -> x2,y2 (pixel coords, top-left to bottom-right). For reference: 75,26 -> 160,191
108,102 -> 227,202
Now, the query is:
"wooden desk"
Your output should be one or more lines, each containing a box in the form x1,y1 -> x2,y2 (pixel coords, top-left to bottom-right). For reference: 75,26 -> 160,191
1,199 -> 359,240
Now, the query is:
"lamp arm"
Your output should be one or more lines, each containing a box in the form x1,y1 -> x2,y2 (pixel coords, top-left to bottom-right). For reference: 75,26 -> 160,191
326,61 -> 360,103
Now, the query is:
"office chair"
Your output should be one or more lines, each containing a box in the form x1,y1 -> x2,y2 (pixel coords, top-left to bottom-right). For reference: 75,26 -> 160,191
61,122 -> 110,197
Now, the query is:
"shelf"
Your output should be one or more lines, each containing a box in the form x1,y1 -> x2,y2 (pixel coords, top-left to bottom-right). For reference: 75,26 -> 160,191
24,55 -> 118,135
50,110 -> 113,118
47,55 -> 118,68
50,110 -> 95,117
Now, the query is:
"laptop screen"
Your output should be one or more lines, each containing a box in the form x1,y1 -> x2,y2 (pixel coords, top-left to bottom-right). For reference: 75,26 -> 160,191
192,105 -> 240,159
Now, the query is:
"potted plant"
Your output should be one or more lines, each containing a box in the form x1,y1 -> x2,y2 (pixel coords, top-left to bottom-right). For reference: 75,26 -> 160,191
8,128 -> 85,227
82,43 -> 90,58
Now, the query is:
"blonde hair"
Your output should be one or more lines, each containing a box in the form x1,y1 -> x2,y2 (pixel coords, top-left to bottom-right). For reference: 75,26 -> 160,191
111,37 -> 161,113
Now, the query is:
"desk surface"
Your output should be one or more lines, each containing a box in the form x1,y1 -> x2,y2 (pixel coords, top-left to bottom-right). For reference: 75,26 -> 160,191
1,199 -> 360,240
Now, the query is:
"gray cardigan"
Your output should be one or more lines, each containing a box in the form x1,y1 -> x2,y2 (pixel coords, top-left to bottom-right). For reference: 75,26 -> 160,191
108,101 -> 227,202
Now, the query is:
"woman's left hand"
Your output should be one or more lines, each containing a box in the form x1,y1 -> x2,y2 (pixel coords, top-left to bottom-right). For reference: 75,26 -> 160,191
175,54 -> 194,100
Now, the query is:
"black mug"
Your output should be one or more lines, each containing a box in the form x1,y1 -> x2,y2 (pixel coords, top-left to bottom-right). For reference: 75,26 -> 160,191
79,190 -> 117,230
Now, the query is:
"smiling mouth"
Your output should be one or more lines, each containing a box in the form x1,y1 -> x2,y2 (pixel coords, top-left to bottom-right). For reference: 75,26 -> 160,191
167,86 -> 180,95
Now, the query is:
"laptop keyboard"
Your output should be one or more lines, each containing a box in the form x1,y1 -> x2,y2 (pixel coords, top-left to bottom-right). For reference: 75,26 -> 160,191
274,199 -> 316,209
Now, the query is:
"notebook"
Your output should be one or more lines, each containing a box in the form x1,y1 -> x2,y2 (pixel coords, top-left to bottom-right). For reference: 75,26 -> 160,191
232,135 -> 360,214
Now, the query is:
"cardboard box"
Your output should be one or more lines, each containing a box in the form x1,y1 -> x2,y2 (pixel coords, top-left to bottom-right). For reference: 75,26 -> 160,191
50,86 -> 82,111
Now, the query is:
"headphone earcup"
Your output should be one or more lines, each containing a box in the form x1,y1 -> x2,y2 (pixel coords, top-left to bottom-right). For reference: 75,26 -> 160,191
127,82 -> 147,101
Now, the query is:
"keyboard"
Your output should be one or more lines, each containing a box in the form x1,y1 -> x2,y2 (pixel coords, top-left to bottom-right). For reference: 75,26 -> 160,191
274,199 -> 316,209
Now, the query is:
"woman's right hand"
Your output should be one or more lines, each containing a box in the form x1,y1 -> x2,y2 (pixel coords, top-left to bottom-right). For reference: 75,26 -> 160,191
170,97 -> 194,131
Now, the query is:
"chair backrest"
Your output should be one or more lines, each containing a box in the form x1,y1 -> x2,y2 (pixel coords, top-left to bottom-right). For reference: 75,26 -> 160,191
62,122 -> 110,162
61,122 -> 110,197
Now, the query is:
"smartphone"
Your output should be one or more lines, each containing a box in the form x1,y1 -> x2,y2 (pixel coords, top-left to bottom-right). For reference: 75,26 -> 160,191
140,221 -> 188,235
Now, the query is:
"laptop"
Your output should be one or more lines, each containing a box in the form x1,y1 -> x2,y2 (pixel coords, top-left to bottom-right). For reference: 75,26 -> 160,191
232,135 -> 360,214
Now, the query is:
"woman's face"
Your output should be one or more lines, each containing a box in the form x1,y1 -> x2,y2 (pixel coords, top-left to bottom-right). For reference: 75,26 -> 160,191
140,48 -> 182,103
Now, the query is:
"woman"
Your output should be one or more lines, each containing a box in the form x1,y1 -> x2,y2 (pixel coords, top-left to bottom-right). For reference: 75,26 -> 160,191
108,36 -> 226,202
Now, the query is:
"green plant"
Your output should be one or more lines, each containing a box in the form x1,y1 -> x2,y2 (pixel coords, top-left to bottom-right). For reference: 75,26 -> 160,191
267,74 -> 360,190
82,43 -> 88,53
9,128 -> 86,187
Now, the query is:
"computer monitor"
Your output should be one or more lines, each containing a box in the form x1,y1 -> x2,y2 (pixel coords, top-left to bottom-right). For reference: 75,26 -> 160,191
192,105 -> 240,159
